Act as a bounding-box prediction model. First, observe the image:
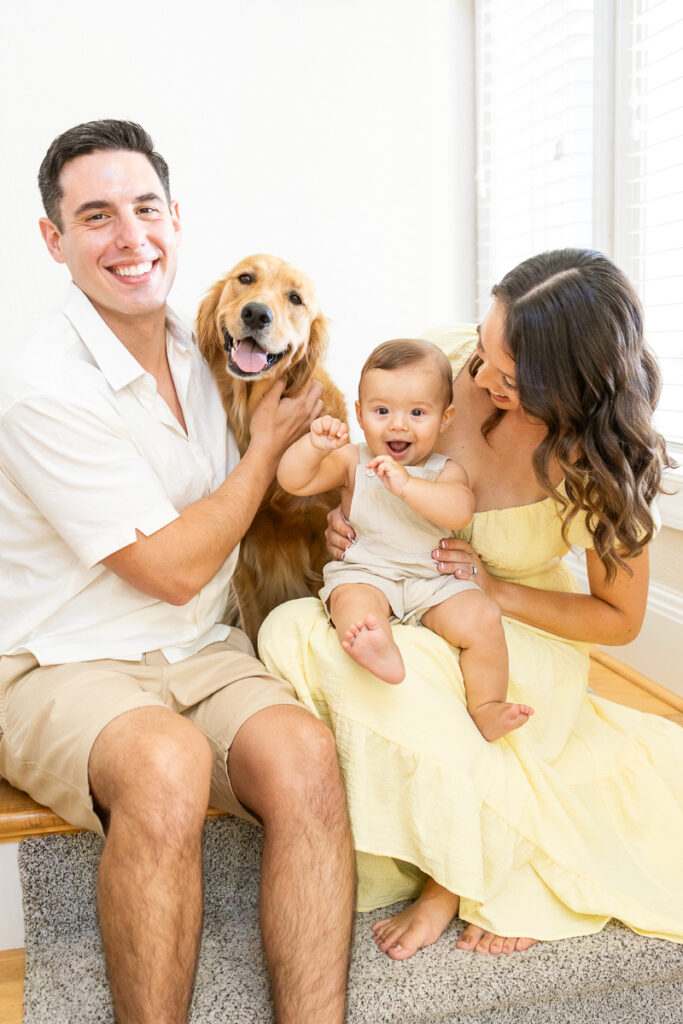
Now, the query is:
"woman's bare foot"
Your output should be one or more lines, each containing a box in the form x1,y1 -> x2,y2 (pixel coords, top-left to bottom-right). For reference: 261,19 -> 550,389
469,701 -> 534,741
342,614 -> 405,684
456,923 -> 537,954
371,879 -> 460,960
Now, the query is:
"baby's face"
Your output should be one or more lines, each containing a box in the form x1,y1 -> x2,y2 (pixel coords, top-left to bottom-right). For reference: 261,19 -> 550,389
356,362 -> 453,465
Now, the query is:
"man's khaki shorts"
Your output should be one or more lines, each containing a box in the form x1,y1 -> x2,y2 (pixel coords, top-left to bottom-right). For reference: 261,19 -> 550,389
0,630 -> 302,836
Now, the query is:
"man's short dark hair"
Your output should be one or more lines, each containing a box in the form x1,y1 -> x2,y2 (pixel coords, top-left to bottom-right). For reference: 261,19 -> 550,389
38,119 -> 171,232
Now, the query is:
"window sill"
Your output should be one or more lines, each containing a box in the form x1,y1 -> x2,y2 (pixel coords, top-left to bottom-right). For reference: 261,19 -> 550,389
659,461 -> 683,532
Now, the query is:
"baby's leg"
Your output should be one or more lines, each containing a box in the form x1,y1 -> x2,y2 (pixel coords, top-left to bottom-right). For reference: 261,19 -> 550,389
421,591 -> 533,740
329,583 -> 405,684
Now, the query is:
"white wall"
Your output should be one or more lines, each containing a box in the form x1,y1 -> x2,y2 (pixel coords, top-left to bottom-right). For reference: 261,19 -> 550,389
0,0 -> 475,414
0,0 -> 475,951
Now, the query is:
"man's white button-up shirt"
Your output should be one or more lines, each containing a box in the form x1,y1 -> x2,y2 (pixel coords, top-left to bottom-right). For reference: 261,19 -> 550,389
0,284 -> 240,665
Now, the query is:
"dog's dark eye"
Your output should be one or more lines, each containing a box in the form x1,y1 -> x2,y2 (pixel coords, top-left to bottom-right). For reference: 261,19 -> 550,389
289,293 -> 303,306
238,273 -> 253,285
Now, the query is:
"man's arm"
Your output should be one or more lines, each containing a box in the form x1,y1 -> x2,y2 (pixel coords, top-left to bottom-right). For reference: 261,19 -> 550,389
103,378 -> 322,604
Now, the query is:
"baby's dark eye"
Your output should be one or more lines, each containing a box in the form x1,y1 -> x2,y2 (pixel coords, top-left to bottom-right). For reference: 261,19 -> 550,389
289,293 -> 303,306
238,273 -> 253,285
410,409 -> 424,417
377,407 -> 389,415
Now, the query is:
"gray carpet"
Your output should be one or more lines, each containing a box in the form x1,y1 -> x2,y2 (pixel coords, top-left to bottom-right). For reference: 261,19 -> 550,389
18,816 -> 683,1023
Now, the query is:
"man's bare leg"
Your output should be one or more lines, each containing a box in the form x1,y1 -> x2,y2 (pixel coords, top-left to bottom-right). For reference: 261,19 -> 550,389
89,706 -> 213,1024
228,705 -> 355,1024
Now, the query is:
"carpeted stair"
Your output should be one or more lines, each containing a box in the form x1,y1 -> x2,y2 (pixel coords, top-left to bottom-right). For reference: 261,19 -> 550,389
18,816 -> 683,1023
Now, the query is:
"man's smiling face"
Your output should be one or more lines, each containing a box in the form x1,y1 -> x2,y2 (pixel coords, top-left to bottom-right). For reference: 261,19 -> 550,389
40,149 -> 181,329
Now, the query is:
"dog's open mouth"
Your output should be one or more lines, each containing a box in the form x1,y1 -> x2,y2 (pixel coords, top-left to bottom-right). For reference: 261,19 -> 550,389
222,328 -> 287,377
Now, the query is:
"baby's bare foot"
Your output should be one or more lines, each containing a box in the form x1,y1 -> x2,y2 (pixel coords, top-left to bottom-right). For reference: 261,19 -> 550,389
456,923 -> 538,954
341,614 -> 405,684
372,879 -> 460,960
470,701 -> 534,742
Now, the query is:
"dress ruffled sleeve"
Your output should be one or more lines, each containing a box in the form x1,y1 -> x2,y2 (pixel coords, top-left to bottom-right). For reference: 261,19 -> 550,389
420,324 -> 479,379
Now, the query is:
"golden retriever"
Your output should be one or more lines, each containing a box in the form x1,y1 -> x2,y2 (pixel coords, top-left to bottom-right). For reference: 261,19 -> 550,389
196,253 -> 347,648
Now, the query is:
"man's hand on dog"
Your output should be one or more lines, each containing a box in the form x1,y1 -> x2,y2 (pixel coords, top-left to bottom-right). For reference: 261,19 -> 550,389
250,376 -> 323,457
310,416 -> 349,453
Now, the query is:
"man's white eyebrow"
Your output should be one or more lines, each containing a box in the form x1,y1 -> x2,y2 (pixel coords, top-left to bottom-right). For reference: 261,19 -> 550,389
73,193 -> 164,217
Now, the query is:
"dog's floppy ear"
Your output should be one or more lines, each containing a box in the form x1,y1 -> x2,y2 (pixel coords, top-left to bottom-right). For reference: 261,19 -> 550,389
286,312 -> 330,395
195,278 -> 227,366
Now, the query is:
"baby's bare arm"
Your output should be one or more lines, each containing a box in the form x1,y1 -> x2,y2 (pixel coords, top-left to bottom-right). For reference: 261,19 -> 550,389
369,456 -> 474,530
278,417 -> 352,495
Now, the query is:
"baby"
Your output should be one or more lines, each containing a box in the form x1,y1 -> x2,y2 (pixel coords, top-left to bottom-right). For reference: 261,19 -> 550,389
277,339 -> 533,741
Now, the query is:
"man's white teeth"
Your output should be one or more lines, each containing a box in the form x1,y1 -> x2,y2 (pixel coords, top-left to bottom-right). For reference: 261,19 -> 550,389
111,261 -> 154,277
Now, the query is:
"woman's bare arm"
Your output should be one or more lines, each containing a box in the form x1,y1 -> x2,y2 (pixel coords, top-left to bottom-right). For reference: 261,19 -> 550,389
435,539 -> 649,646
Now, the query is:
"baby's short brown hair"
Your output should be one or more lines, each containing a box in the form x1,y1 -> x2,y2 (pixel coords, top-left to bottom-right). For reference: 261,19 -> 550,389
360,339 -> 454,408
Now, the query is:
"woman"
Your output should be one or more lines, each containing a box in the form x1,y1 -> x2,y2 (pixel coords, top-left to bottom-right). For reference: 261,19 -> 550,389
258,249 -> 683,959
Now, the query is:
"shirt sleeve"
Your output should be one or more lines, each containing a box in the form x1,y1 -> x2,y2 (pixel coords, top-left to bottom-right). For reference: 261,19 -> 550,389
0,394 -> 180,568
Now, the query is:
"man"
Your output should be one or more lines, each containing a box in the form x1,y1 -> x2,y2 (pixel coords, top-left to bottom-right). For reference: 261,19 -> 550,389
0,120 -> 355,1024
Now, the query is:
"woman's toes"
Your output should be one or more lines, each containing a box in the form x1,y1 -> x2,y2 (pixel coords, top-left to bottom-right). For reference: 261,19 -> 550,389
516,937 -> 537,951
387,941 -> 416,961
502,936 -> 517,954
488,934 -> 505,954
456,924 -> 484,950
475,930 -> 496,953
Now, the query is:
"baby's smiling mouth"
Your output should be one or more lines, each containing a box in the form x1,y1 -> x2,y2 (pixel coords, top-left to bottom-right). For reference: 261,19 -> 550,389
387,441 -> 411,454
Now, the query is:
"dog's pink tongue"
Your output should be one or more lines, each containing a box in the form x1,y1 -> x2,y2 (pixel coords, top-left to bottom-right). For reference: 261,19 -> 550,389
233,339 -> 268,373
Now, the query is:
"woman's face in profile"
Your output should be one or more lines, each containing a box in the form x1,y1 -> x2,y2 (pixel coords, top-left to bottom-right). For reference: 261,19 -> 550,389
474,300 -> 521,412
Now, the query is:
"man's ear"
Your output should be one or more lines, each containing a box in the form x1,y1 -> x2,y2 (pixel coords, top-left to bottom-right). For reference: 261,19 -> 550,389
440,403 -> 455,432
39,218 -> 66,264
170,200 -> 182,246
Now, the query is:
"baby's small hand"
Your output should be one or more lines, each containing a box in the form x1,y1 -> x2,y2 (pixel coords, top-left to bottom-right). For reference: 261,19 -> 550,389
310,416 -> 349,452
367,454 -> 410,497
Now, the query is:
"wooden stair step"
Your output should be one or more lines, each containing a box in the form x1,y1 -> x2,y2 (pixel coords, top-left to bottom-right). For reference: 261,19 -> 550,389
0,778 -> 225,844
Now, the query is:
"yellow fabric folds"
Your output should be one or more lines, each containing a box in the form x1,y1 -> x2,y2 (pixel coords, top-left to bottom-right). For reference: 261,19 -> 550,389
260,598 -> 683,941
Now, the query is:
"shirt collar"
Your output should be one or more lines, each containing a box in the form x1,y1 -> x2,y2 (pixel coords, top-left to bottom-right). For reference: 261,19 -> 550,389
62,282 -> 193,391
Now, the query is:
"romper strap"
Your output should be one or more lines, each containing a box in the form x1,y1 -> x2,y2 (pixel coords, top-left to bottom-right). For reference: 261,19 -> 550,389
421,452 -> 450,482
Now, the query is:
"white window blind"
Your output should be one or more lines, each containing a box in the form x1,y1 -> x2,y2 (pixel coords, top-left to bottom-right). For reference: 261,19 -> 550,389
475,0 -> 595,316
614,0 -> 683,445
476,0 -> 683,449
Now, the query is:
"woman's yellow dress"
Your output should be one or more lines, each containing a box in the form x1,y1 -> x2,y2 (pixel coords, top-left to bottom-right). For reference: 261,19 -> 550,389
258,328 -> 683,943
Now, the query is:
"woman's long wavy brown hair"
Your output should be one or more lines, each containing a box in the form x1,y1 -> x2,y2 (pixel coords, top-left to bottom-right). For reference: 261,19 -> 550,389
469,249 -> 674,580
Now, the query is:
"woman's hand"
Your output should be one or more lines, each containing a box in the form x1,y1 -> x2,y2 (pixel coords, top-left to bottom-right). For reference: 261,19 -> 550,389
433,537 -> 499,601
325,505 -> 355,561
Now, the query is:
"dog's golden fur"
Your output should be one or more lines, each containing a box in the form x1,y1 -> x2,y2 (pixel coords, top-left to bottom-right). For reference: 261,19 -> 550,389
197,254 -> 346,648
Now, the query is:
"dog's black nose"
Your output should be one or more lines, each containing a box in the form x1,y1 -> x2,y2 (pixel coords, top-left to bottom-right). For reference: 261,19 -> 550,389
241,302 -> 273,329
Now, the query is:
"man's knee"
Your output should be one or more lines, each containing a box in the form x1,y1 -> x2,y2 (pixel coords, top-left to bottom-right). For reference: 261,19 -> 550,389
90,708 -> 212,839
230,707 -> 346,823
